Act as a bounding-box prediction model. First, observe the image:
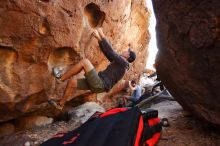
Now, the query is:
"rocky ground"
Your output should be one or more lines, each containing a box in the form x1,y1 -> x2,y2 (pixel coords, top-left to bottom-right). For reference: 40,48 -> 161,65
0,100 -> 220,146
153,101 -> 220,146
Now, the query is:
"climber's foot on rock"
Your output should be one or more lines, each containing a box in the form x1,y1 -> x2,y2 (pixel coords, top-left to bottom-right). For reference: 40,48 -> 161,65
52,67 -> 63,84
48,99 -> 63,110
59,99 -> 66,108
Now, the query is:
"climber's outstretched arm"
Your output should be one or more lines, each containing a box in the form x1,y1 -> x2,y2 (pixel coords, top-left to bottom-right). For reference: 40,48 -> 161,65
93,28 -> 127,65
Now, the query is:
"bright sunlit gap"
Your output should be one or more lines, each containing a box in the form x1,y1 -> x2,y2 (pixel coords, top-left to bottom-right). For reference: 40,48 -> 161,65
146,0 -> 158,71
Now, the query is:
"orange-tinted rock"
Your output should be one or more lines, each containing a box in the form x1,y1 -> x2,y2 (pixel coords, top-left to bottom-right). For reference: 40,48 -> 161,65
0,0 -> 150,122
15,116 -> 53,131
153,0 -> 220,125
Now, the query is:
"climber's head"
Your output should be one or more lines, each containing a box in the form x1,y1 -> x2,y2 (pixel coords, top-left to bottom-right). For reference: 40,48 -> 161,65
131,80 -> 136,87
121,48 -> 136,63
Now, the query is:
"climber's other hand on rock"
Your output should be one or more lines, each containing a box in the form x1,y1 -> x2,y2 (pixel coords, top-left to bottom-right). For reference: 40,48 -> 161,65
92,30 -> 101,41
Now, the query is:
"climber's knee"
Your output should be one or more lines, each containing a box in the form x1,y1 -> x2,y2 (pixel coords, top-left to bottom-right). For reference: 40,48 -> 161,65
68,79 -> 77,88
80,58 -> 94,73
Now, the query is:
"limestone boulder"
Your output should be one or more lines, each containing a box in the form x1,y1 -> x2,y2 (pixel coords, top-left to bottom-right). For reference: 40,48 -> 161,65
69,102 -> 105,123
153,0 -> 220,125
0,0 -> 150,122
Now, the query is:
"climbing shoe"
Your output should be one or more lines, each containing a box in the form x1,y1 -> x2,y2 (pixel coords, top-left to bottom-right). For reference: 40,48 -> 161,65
52,67 -> 63,84
52,67 -> 62,79
48,99 -> 63,110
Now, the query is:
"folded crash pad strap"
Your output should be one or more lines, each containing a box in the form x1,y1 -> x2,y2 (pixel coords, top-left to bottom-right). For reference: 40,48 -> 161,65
142,109 -> 158,120
100,108 -> 128,118
141,117 -> 162,146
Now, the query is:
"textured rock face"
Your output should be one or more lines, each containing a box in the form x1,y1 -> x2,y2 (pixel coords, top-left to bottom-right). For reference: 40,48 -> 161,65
15,116 -> 53,131
0,0 -> 149,122
153,0 -> 220,125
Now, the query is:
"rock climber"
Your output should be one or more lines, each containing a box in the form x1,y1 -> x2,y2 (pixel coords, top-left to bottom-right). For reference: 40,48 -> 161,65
49,28 -> 136,109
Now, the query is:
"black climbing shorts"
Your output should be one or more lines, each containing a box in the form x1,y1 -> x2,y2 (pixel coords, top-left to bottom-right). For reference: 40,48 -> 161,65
77,69 -> 105,93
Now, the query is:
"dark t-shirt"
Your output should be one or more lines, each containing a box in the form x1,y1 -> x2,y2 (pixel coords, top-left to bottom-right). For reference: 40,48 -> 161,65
98,38 -> 129,91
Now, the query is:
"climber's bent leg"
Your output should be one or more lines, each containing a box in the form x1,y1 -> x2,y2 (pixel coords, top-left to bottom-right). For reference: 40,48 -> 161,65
59,60 -> 105,106
59,69 -> 105,106
60,59 -> 94,81
59,79 -> 77,106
